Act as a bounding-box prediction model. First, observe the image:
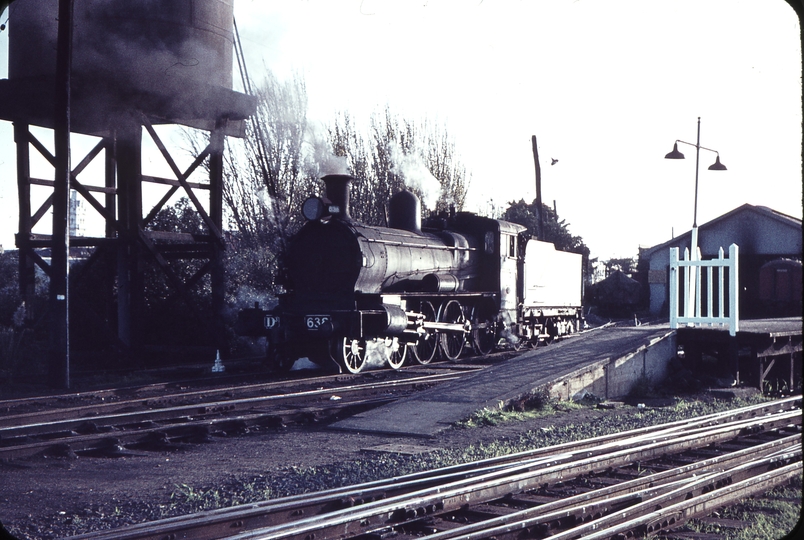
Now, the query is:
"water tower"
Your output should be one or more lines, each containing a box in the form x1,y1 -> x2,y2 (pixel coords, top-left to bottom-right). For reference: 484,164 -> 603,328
0,0 -> 256,385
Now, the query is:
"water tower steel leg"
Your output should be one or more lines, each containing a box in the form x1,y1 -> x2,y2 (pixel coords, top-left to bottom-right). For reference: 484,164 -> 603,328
209,124 -> 227,355
105,135 -> 118,331
116,124 -> 143,349
14,123 -> 36,325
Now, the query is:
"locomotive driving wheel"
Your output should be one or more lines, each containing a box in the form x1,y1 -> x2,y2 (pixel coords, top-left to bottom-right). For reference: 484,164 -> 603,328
471,302 -> 498,356
438,299 -> 466,361
339,337 -> 367,373
384,337 -> 407,370
412,300 -> 438,365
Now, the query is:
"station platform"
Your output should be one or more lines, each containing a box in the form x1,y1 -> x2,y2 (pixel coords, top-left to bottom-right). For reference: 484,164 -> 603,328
676,317 -> 802,392
331,325 -> 676,438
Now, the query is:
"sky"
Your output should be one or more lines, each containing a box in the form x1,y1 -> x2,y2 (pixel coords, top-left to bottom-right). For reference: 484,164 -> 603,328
0,0 -> 801,261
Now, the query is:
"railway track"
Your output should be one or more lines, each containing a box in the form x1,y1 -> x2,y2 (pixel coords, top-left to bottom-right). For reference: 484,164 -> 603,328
0,367 -> 476,459
67,396 -> 802,540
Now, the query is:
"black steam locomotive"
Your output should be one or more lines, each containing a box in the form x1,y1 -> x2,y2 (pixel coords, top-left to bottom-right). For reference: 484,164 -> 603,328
237,175 -> 583,373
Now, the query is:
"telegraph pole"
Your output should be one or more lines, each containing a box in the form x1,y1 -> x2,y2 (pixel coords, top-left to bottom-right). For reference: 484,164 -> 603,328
531,135 -> 544,241
51,0 -> 74,388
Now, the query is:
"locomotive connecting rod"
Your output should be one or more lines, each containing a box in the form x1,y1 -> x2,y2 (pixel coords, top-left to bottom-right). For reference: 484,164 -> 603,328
421,321 -> 472,333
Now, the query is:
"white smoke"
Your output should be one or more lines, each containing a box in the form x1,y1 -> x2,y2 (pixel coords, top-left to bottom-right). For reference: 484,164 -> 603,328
309,121 -> 349,176
254,185 -> 277,222
387,141 -> 441,210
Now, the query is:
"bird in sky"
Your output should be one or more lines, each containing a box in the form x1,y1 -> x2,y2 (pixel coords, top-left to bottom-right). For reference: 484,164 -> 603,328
551,158 -> 559,166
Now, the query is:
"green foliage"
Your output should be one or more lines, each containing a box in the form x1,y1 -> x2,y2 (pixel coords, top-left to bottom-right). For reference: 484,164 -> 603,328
503,198 -> 592,284
457,390 -> 568,428
503,198 -> 587,254
685,476 -> 802,539
601,256 -> 638,276
0,250 -> 21,327
147,197 -> 205,235
132,198 -> 216,350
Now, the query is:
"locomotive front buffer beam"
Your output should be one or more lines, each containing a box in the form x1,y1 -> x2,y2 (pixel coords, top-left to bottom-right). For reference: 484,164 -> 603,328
235,302 -> 470,344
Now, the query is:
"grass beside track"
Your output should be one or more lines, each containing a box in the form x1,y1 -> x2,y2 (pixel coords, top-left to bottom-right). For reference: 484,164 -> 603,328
677,478 -> 803,540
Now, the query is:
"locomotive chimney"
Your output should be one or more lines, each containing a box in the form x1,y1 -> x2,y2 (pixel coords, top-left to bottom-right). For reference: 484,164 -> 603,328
322,174 -> 353,220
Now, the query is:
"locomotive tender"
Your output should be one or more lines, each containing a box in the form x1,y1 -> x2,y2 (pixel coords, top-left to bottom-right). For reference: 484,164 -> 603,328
237,175 -> 583,373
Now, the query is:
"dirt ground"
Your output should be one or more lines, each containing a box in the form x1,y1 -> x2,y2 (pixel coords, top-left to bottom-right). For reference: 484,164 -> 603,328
0,398 -> 615,539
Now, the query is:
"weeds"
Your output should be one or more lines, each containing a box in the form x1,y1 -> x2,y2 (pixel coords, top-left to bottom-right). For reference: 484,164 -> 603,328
683,475 -> 802,539
456,389 -> 559,428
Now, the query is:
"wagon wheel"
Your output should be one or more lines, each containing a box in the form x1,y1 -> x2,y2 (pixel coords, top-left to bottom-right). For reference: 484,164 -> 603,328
540,318 -> 556,345
412,301 -> 438,365
471,302 -> 498,356
340,337 -> 367,373
384,337 -> 407,370
438,299 -> 466,361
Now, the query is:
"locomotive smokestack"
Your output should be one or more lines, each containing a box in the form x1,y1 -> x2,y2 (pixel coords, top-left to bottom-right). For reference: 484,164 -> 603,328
322,174 -> 353,220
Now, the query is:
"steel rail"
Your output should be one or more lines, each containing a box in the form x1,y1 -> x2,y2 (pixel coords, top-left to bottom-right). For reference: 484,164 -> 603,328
68,434 -> 802,540
417,435 -> 802,540
0,395 -> 400,460
213,410 -> 802,540
0,365 -> 474,420
0,372 -> 463,438
66,398 -> 802,540
557,462 -> 803,540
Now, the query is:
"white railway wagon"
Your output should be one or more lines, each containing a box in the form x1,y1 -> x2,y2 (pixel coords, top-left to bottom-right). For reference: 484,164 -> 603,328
519,239 -> 583,341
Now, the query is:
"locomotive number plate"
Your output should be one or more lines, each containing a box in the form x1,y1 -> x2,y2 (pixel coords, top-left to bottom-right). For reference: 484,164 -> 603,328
305,315 -> 331,330
264,315 -> 280,329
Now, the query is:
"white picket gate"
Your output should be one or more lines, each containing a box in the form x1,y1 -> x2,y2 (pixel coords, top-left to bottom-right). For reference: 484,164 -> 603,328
669,243 -> 739,336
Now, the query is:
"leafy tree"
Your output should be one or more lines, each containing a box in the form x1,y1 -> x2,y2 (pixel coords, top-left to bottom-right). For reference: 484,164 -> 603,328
222,72 -> 319,247
147,197 -> 205,235
183,72 -> 322,303
134,197 -> 213,349
601,256 -> 638,277
503,199 -> 587,254
503,198 -> 592,284
328,107 -> 469,225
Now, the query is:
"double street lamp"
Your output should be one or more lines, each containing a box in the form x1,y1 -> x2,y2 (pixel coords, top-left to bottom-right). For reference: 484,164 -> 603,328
664,117 -> 727,317
665,116 -> 727,230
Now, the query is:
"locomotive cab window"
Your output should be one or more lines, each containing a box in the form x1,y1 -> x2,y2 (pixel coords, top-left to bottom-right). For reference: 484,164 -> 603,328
485,231 -> 495,254
507,235 -> 516,258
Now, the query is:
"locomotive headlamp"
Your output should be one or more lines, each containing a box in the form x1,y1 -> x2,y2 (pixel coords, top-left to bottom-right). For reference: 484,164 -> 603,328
302,197 -> 326,221
302,196 -> 342,220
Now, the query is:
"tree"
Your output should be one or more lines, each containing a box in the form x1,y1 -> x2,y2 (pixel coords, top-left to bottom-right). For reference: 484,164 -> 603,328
328,107 -> 469,225
221,72 -> 320,248
602,256 -> 638,277
503,198 -> 592,284
503,199 -> 587,254
184,72 -> 322,302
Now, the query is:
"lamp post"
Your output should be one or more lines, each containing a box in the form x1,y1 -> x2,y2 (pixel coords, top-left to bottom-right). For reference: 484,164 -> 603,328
665,117 -> 727,318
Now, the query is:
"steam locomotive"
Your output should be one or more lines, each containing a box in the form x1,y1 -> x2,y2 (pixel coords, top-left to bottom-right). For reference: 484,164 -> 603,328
236,175 -> 583,373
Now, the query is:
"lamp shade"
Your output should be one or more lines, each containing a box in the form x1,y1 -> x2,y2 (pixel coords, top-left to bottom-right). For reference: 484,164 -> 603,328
665,142 -> 685,159
708,155 -> 727,170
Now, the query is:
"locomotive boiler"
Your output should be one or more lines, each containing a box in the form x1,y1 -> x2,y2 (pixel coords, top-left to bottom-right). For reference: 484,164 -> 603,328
237,175 -> 583,373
